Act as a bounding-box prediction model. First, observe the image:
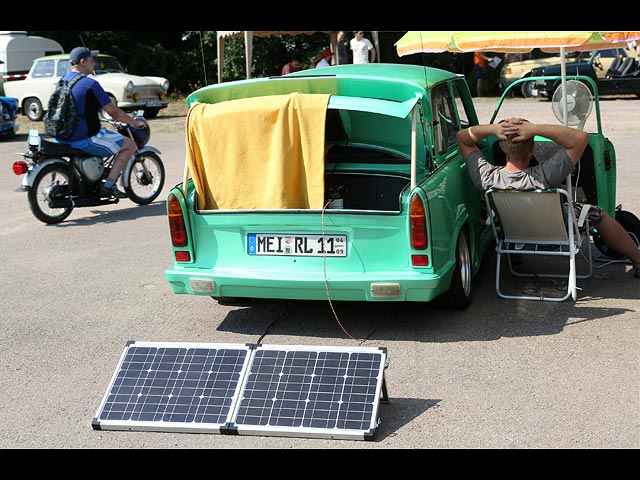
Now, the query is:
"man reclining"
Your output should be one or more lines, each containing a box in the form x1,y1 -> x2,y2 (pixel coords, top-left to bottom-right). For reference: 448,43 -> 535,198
456,118 -> 640,279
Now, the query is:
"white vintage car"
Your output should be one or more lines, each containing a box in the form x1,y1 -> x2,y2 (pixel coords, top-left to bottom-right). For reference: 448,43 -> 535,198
3,53 -> 169,121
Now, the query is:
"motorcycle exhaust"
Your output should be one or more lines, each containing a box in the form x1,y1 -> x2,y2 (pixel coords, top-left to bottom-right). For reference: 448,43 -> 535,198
49,198 -> 120,208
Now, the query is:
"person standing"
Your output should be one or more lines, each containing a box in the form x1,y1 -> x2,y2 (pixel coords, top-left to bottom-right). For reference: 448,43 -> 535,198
336,31 -> 351,65
53,47 -> 145,199
315,49 -> 333,68
473,51 -> 495,97
350,31 -> 376,64
281,58 -> 301,75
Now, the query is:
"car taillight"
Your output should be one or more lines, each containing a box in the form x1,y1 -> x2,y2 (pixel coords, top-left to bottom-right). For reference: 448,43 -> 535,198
167,193 -> 188,248
409,194 -> 428,250
12,161 -> 28,175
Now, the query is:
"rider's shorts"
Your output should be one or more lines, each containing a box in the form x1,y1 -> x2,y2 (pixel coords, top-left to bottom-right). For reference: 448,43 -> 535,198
573,201 -> 604,227
64,128 -> 124,157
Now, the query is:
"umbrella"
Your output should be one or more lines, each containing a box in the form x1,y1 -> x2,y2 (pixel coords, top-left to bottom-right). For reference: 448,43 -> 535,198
395,31 -> 640,209
395,31 -> 640,125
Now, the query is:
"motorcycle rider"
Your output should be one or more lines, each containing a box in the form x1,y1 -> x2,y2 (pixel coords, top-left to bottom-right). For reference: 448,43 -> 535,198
53,47 -> 145,198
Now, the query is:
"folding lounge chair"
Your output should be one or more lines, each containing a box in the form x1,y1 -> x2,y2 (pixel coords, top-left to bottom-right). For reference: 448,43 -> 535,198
484,188 -> 593,302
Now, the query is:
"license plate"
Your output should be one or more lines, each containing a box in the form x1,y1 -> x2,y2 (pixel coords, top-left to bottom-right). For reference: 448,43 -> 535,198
247,233 -> 347,257
145,100 -> 161,107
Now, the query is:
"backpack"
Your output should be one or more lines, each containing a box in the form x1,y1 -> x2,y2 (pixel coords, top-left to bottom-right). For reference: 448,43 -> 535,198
44,73 -> 86,139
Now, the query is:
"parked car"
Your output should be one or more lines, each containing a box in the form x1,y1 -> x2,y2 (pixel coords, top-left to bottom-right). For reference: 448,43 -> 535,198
0,95 -> 18,139
499,49 -> 626,98
499,51 -> 568,97
164,64 -> 499,309
3,53 -> 170,121
530,47 -> 640,99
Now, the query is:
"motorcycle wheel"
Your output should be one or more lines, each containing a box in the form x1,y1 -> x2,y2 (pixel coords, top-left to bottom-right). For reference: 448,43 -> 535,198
27,164 -> 74,224
593,209 -> 640,259
123,152 -> 165,205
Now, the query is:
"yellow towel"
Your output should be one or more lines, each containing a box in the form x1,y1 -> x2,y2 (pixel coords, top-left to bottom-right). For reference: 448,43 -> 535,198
185,92 -> 330,211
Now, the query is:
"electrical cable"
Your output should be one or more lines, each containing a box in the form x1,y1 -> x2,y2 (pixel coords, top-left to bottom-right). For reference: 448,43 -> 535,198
321,200 -> 364,343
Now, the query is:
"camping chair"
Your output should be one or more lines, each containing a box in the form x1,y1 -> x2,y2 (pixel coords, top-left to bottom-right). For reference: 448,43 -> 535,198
484,188 -> 593,302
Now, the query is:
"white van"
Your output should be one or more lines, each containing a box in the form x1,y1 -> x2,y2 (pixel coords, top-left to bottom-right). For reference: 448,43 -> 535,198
0,31 -> 63,95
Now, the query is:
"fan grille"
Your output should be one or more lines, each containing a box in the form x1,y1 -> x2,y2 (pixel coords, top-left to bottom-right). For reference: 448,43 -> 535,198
552,80 -> 593,128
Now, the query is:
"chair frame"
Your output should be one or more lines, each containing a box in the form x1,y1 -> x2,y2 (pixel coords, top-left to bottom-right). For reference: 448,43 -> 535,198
484,188 -> 593,302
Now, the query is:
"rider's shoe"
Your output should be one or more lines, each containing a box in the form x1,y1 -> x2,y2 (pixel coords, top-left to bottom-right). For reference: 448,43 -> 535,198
99,183 -> 127,199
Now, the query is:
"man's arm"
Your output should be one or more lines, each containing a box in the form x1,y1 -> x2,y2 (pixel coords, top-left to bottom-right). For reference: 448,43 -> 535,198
456,123 -> 509,159
103,102 -> 145,128
369,47 -> 376,63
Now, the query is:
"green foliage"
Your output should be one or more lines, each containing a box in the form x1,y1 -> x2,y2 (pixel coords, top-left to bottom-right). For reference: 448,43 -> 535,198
27,31 -> 498,96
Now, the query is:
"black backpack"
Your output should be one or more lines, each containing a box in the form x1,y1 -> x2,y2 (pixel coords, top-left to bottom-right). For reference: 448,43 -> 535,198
44,73 -> 86,139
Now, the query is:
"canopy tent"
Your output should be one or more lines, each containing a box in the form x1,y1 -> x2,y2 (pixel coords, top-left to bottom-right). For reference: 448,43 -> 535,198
217,31 -> 381,83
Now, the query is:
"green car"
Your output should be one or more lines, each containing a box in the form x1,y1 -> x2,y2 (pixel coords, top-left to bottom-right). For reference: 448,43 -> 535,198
164,64 -> 496,308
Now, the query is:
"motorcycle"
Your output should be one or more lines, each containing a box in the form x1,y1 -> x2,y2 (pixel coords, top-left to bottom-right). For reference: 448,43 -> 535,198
12,113 -> 165,224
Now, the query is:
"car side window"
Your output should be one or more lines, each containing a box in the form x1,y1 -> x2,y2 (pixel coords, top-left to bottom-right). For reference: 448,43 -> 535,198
31,60 -> 55,78
57,61 -> 70,77
452,82 -> 471,130
433,83 -> 459,154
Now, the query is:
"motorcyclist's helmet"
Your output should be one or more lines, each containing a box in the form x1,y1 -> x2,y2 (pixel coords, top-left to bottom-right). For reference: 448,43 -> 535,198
119,117 -> 150,147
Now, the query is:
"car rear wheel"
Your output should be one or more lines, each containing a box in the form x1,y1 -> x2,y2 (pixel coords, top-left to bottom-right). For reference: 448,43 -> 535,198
435,228 -> 473,309
24,97 -> 44,121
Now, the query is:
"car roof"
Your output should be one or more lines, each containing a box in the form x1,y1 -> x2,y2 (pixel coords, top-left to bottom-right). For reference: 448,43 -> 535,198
188,63 -> 458,109
31,53 -> 115,62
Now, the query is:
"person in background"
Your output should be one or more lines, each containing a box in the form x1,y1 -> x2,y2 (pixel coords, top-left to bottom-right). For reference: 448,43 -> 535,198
473,51 -> 495,97
456,118 -> 640,278
350,31 -> 376,64
281,58 -> 301,75
336,31 -> 351,64
315,49 -> 333,68
54,47 -> 145,199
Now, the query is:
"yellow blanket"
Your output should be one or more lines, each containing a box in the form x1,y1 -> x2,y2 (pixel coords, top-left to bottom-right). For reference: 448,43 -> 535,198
185,92 -> 330,210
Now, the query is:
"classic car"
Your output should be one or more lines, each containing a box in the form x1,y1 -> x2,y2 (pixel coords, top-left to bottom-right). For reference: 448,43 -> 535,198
0,94 -> 19,139
164,63 -> 497,308
3,53 -> 170,121
529,47 -> 640,99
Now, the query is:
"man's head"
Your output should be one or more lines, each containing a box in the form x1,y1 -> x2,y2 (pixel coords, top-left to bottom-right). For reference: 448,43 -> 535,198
69,47 -> 99,65
322,49 -> 332,60
499,133 -> 534,158
353,31 -> 364,39
69,47 -> 99,74
290,59 -> 301,71
337,31 -> 346,41
498,118 -> 534,161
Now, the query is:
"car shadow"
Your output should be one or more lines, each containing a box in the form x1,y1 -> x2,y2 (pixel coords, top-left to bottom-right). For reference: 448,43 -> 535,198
49,200 -> 166,226
213,252 -> 636,344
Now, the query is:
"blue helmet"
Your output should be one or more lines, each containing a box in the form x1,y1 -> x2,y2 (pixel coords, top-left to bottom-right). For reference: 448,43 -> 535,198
119,117 -> 150,147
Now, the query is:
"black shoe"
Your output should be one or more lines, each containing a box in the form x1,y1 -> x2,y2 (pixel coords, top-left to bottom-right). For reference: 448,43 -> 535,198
99,183 -> 127,199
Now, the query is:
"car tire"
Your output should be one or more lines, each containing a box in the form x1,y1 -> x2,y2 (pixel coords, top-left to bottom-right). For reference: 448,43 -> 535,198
24,97 -> 44,121
521,79 -> 536,98
435,228 -> 473,309
144,108 -> 160,118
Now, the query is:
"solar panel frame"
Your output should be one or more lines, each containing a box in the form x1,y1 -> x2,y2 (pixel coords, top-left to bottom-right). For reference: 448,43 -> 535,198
226,344 -> 388,441
92,341 -> 388,441
92,341 -> 253,434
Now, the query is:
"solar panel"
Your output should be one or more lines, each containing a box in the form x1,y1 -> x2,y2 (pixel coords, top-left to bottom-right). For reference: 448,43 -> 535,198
92,341 -> 252,433
93,342 -> 388,441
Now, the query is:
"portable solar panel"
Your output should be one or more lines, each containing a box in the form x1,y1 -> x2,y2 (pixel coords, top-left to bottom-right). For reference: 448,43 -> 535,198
92,341 -> 253,433
93,341 -> 389,441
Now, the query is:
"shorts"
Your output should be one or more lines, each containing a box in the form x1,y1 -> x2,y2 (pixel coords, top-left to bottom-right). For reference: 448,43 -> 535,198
573,202 -> 604,227
473,65 -> 487,80
62,128 -> 124,157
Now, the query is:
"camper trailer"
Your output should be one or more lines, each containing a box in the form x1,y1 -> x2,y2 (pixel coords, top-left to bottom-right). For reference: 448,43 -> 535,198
0,31 -> 63,96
